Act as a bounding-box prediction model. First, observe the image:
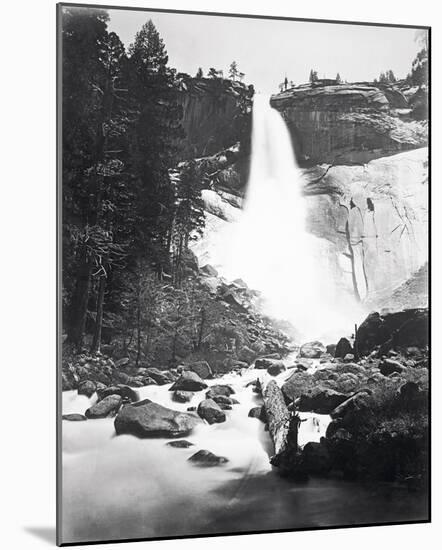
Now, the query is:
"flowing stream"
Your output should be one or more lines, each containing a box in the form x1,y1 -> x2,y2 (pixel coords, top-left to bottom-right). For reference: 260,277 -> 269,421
62,363 -> 426,543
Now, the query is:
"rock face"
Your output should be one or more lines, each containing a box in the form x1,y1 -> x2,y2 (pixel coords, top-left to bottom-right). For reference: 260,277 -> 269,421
177,77 -> 253,160
114,399 -> 202,438
270,83 -> 427,165
303,148 -> 428,306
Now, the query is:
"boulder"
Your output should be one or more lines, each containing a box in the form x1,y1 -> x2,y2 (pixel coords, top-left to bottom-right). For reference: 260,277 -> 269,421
248,406 -> 267,423
146,368 -> 175,386
326,344 -> 337,356
197,399 -> 226,424
357,309 -> 428,356
85,394 -> 122,419
114,399 -> 202,437
62,413 -> 87,421
267,361 -> 286,376
188,449 -> 228,467
379,358 -> 406,376
77,380 -> 96,398
254,358 -> 274,369
186,361 -> 213,380
330,391 -> 372,419
301,441 -> 331,474
334,337 -> 353,359
298,387 -> 349,414
237,345 -> 256,364
205,384 -> 235,399
97,384 -> 139,403
200,264 -> 218,277
172,390 -> 194,403
115,357 -> 130,368
170,371 -> 208,392
212,395 -> 234,406
299,341 -> 326,359
166,439 -> 194,448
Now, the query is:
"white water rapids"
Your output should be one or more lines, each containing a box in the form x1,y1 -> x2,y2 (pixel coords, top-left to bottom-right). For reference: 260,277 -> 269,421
61,362 -> 425,543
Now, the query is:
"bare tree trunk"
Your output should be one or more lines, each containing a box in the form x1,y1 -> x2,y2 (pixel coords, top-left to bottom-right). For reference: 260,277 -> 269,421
90,276 -> 106,354
68,254 -> 92,351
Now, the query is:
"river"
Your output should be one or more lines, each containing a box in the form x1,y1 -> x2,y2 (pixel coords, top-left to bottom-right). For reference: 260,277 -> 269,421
60,364 -> 427,544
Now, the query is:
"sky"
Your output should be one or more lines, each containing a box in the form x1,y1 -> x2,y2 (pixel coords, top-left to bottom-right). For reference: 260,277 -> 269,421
107,8 -> 426,94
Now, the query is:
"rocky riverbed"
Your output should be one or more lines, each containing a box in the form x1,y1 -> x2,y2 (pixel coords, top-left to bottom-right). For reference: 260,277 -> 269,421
61,305 -> 429,543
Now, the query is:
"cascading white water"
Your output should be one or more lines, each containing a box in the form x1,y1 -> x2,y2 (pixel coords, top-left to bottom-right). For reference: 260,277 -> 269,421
219,94 -> 366,341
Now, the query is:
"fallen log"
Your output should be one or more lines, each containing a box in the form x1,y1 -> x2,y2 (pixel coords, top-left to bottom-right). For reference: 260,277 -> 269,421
260,374 -> 305,476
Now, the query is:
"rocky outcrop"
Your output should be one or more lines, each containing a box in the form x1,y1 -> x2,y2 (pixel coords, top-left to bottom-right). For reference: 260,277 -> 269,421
270,83 -> 427,165
177,77 -> 253,160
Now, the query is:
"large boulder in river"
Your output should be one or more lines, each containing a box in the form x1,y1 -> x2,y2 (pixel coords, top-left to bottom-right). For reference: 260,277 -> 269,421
97,384 -> 139,403
146,368 -> 175,386
197,399 -> 226,424
114,399 -> 202,437
205,384 -> 235,399
267,361 -> 286,376
77,380 -> 96,398
170,371 -> 208,392
172,390 -> 194,403
85,394 -> 122,419
188,449 -> 228,467
299,341 -> 326,359
186,361 -> 213,379
297,387 -> 349,414
254,358 -> 274,369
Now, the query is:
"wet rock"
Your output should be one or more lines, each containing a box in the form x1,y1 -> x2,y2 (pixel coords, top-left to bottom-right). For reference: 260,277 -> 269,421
379,358 -> 406,376
186,361 -> 213,380
197,399 -> 226,424
86,394 -> 122,419
97,384 -> 139,403
299,341 -> 326,359
172,390 -> 194,403
188,449 -> 228,467
170,371 -> 208,392
343,353 -> 355,363
254,358 -> 274,369
62,413 -> 87,421
298,387 -> 349,414
166,439 -> 194,448
267,361 -> 286,376
248,406 -> 267,423
205,384 -> 235,399
77,380 -> 96,398
334,337 -> 353,359
114,399 -> 202,437
146,368 -> 175,386
212,395 -> 234,406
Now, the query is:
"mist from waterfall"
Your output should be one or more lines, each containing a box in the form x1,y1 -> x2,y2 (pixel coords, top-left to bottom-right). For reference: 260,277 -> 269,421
221,94 -> 366,341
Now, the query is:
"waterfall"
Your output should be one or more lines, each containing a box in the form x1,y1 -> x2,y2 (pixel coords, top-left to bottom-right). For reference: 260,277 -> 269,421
221,94 -> 366,341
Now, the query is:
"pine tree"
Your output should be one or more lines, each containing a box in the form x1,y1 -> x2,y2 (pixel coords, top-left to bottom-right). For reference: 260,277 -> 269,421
195,67 -> 203,79
309,69 -> 319,83
336,72 -> 342,84
229,61 -> 239,81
